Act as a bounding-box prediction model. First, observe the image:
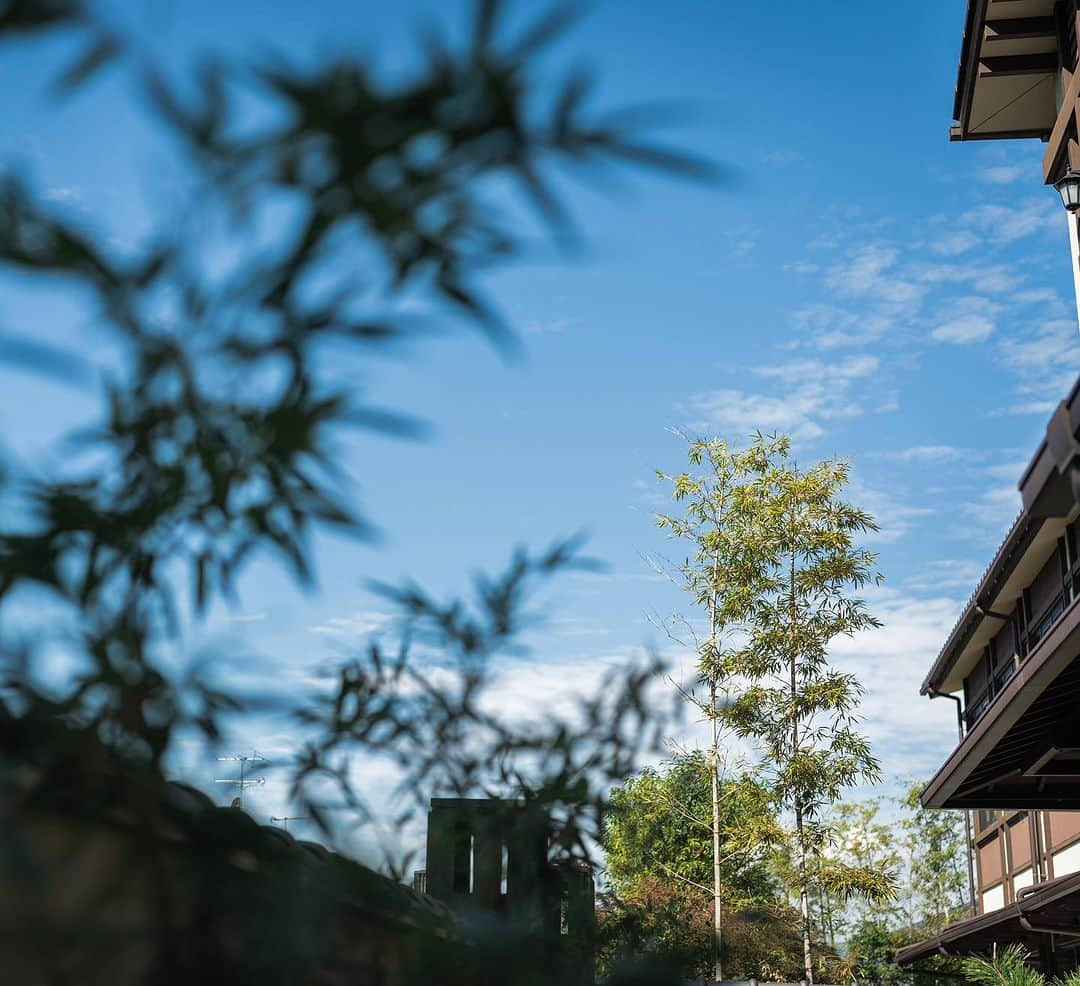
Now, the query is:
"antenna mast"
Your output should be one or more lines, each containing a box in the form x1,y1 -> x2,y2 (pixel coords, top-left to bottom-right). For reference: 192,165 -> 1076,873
215,752 -> 267,810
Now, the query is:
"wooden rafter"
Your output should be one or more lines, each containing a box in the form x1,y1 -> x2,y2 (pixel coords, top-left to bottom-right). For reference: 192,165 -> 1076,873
979,52 -> 1059,76
985,17 -> 1057,42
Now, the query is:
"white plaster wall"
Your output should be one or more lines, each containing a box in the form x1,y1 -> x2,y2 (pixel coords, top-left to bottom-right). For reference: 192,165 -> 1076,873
1053,839 -> 1080,878
982,883 -> 1005,913
1013,867 -> 1034,896
1067,211 -> 1080,332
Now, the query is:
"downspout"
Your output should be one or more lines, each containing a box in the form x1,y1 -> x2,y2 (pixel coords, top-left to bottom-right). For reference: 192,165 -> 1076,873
928,687 -> 979,917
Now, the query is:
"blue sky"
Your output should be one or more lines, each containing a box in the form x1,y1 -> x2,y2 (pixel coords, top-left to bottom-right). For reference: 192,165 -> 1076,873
2,0 -> 1079,858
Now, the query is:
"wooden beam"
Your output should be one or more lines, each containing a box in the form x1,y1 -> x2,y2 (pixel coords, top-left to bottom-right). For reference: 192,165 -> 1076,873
979,52 -> 1059,76
986,17 -> 1057,41
1043,65 -> 1080,181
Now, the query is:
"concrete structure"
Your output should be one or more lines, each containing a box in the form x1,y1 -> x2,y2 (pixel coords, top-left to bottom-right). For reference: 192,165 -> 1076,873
415,798 -> 596,983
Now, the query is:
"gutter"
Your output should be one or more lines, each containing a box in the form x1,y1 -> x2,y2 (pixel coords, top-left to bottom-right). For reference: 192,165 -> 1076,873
897,871 -> 1080,966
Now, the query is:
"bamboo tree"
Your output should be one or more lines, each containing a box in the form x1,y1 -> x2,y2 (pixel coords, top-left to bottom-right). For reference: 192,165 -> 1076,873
718,436 -> 895,984
655,436 -> 783,981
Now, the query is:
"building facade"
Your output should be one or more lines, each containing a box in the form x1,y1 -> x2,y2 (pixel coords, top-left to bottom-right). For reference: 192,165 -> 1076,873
897,377 -> 1080,966
896,4 -> 1080,967
952,0 -> 1080,312
971,808 -> 1080,914
917,381 -> 1080,923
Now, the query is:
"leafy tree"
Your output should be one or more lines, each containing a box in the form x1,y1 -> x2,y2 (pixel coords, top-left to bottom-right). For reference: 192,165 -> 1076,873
719,436 -> 895,984
604,752 -> 780,906
602,752 -> 803,981
822,798 -> 901,948
898,780 -> 970,934
653,435 -> 785,981
597,877 -> 806,983
845,917 -> 907,986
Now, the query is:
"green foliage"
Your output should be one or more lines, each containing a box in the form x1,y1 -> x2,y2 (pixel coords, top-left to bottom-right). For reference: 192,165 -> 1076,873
845,917 -> 907,986
597,879 -> 806,983
718,441 -> 885,816
604,753 -> 780,905
0,2 -> 710,983
813,799 -> 901,947
963,946 -> 1047,986
655,436 -> 796,980
676,435 -> 895,980
961,948 -> 1080,986
898,780 -> 970,932
0,0 -> 691,827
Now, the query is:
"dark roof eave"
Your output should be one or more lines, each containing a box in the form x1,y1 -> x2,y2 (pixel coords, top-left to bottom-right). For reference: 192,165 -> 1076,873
923,377 -> 1080,695
896,870 -> 1080,966
921,591 -> 1080,809
920,510 -> 1033,696
953,0 -> 989,131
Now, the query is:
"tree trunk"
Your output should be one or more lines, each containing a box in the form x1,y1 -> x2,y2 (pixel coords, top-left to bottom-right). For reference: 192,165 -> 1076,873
711,680 -> 724,982
706,548 -> 725,985
789,536 -> 812,985
796,804 -> 813,985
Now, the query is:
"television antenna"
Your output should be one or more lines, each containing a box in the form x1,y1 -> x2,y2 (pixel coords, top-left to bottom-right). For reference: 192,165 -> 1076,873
270,815 -> 309,833
215,752 -> 267,810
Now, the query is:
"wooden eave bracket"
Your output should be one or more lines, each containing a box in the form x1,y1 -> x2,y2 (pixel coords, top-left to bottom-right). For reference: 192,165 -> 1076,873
1044,49 -> 1080,181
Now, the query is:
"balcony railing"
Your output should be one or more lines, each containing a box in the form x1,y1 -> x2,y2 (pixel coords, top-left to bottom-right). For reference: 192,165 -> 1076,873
964,588 -> 1075,732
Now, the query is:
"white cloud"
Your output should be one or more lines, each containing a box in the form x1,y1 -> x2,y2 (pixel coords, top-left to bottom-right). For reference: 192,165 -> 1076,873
790,303 -> 895,349
761,149 -> 804,167
912,260 -> 1024,295
847,478 -> 934,544
545,616 -> 612,639
962,483 -> 1022,531
931,313 -> 995,344
42,186 -> 81,204
882,445 -> 970,464
523,316 -> 572,335
962,198 -> 1058,243
904,558 -> 987,593
685,354 -> 885,442
930,231 -> 981,257
930,295 -> 1001,344
828,586 -> 965,781
982,457 -> 1029,481
826,244 -> 923,309
980,164 -> 1029,185
982,315 -> 1080,416
1012,288 -> 1064,307
309,610 -> 391,637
